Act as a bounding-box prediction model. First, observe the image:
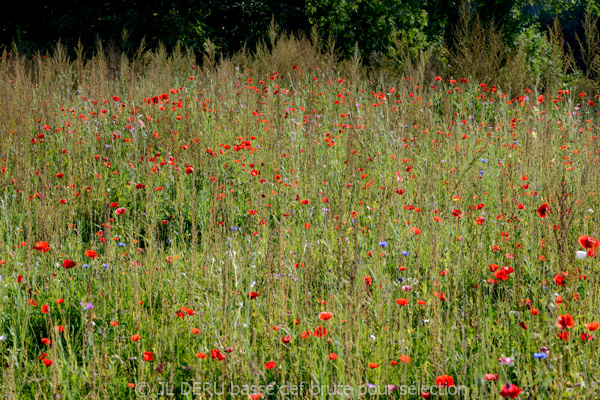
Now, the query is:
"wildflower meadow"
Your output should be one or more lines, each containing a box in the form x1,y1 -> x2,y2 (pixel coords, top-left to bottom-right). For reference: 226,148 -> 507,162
1,31 -> 600,399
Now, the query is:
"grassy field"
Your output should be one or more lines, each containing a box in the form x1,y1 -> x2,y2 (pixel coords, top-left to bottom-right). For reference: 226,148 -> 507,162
0,36 -> 600,399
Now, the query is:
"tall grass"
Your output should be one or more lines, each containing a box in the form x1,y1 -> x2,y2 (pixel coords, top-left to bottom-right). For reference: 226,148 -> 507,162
0,17 -> 599,399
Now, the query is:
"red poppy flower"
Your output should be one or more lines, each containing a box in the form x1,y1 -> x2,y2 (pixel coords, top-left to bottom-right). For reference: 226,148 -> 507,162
488,264 -> 500,272
555,296 -> 563,306
42,358 -> 53,367
195,352 -> 207,359
396,298 -> 409,306
41,304 -> 49,314
398,355 -> 411,363
191,328 -> 200,334
248,292 -> 258,300
319,311 -> 333,320
368,363 -> 379,369
500,384 -> 521,398
33,241 -> 50,252
556,314 -> 575,330
131,334 -> 141,342
62,259 -> 76,269
143,351 -> 154,361
211,349 -> 225,361
435,375 -> 455,387
85,250 -> 98,259
578,235 -> 600,256
536,203 -> 549,218
186,166 -> 194,174
494,269 -> 510,280
115,207 -> 126,215
585,322 -> 599,331
265,361 -> 277,369
41,338 -> 51,345
329,353 -> 337,360
578,235 -> 600,249
484,374 -> 498,381
313,326 -> 328,337
553,272 -> 566,286
434,292 -> 446,301
181,307 -> 195,316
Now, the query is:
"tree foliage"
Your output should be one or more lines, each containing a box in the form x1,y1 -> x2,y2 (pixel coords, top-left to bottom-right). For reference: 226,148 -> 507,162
0,0 -> 598,62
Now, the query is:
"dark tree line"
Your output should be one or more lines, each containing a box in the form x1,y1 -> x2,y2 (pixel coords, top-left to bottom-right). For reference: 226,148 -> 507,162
1,0 -> 598,61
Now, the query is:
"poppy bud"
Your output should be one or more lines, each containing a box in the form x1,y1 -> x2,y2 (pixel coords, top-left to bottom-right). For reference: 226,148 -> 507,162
519,321 -> 528,330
